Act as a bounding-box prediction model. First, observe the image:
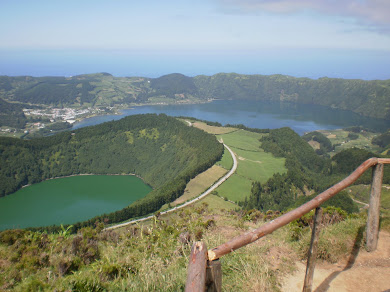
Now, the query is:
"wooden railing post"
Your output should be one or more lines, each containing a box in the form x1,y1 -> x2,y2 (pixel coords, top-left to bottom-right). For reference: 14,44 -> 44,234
366,163 -> 384,252
206,259 -> 222,292
208,158 -> 390,261
303,207 -> 323,292
185,242 -> 207,292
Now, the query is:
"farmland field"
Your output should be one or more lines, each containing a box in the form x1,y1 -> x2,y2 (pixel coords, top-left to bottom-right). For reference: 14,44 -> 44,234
217,130 -> 265,151
216,147 -> 234,170
192,121 -> 236,135
172,165 -> 227,206
317,129 -> 382,155
234,148 -> 286,182
214,174 -> 253,202
215,130 -> 287,202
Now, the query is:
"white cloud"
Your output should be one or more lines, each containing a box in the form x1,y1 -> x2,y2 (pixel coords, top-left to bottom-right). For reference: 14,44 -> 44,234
216,0 -> 390,31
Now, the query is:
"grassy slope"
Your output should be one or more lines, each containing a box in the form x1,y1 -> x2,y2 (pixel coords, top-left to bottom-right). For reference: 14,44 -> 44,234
215,174 -> 253,202
317,129 -> 382,155
216,146 -> 234,170
215,130 -> 286,201
0,202 -> 370,291
194,194 -> 238,211
347,184 -> 390,231
171,165 -> 227,206
159,122 -> 287,205
1,121 -> 387,291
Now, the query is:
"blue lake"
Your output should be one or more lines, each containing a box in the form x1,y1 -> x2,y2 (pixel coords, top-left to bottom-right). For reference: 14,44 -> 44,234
73,100 -> 389,135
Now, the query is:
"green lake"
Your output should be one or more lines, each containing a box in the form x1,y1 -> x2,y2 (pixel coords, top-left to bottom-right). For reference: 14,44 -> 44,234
0,175 -> 152,230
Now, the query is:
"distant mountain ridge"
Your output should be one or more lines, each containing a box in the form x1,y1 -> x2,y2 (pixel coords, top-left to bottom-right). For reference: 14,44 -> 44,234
1,72 -> 390,122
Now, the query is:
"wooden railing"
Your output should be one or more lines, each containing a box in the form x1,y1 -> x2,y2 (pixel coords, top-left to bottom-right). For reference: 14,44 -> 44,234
185,158 -> 390,292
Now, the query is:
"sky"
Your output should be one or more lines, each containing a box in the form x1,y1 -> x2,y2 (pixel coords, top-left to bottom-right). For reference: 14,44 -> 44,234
1,0 -> 390,79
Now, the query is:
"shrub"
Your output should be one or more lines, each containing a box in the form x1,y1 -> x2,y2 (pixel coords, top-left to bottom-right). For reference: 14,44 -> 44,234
348,132 -> 359,140
0,229 -> 27,245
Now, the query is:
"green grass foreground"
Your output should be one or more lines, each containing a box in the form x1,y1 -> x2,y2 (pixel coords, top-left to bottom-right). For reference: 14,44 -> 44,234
0,201 -> 373,291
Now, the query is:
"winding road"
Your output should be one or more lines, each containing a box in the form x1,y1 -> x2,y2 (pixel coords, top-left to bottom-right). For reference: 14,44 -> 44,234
105,143 -> 237,231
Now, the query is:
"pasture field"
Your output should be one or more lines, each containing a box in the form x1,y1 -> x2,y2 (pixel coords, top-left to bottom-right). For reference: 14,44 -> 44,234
158,125 -> 286,213
216,147 -> 234,170
0,131 -> 25,138
192,121 -> 236,135
215,174 -> 253,202
214,129 -> 287,202
217,129 -> 264,151
317,129 -> 382,155
172,165 -> 227,206
234,148 -> 286,182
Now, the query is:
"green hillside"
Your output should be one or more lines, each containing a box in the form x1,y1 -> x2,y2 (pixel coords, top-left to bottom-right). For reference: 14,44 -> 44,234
1,73 -> 390,123
0,73 -> 150,108
0,114 -> 223,230
194,73 -> 390,119
1,120 -> 389,290
0,98 -> 28,128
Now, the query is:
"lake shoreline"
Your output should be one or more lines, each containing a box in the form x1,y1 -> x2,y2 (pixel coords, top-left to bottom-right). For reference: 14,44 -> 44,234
21,173 -> 153,190
71,99 -> 390,135
1,174 -> 153,230
71,98 -> 216,127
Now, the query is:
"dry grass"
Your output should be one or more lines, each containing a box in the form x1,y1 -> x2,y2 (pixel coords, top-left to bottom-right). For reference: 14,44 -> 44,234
202,217 -> 297,291
172,165 -> 227,205
194,194 -> 239,211
192,121 -> 236,135
308,140 -> 321,150
1,203 -> 367,291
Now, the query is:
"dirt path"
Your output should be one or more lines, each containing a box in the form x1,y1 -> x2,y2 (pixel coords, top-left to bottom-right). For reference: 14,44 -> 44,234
281,231 -> 390,292
351,198 -> 369,209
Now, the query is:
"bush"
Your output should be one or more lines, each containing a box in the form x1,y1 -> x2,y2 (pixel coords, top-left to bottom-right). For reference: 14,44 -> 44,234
348,132 -> 359,140
0,229 -> 27,245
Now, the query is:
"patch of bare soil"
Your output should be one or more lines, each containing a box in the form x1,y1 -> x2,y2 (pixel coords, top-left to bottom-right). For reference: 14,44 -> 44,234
308,140 -> 321,150
281,231 -> 390,292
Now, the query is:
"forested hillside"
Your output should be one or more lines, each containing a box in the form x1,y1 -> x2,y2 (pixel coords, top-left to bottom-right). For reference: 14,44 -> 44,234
0,114 -> 223,229
0,73 -> 147,108
194,73 -> 390,120
372,130 -> 390,149
1,73 -> 389,121
0,98 -> 27,128
243,127 -> 389,212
